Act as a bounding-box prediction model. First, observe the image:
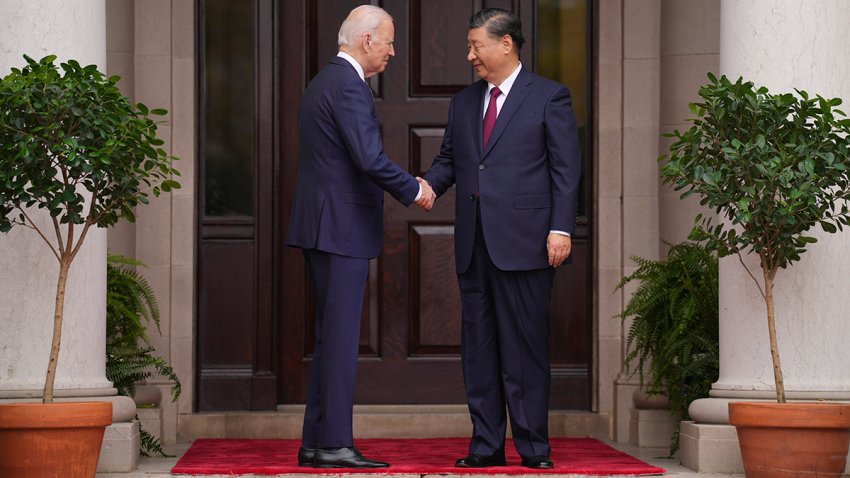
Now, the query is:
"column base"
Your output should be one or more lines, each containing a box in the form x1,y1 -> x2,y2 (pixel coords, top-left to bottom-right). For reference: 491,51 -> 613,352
614,378 -> 640,443
628,389 -> 677,448
679,420 -> 743,473
97,421 -> 140,473
138,406 -> 163,442
629,408 -> 678,448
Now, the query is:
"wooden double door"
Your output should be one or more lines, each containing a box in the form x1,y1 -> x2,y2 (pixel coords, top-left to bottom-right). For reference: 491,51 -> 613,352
196,0 -> 592,411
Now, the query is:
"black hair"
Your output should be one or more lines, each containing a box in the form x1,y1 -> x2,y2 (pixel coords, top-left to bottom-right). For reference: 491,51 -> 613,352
468,8 -> 525,51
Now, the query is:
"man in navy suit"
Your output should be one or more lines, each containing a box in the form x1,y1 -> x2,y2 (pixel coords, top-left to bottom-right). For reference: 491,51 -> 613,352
287,5 -> 435,469
423,8 -> 581,470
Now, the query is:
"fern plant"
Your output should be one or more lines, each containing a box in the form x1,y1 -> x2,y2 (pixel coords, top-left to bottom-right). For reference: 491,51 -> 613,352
616,242 -> 719,455
106,253 -> 181,457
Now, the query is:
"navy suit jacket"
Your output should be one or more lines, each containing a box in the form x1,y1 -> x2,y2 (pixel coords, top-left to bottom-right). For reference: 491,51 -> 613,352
424,68 -> 581,273
287,57 -> 420,259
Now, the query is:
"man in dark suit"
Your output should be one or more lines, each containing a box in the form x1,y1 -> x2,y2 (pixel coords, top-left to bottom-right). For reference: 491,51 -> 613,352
422,8 -> 581,470
286,4 -> 435,469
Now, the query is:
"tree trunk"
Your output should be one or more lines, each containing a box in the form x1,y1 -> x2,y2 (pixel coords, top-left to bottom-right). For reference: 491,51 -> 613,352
43,256 -> 72,404
763,271 -> 785,403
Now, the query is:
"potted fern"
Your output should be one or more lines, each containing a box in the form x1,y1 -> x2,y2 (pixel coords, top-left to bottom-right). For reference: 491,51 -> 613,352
106,253 -> 181,457
617,241 -> 719,456
661,73 -> 850,477
0,55 -> 179,477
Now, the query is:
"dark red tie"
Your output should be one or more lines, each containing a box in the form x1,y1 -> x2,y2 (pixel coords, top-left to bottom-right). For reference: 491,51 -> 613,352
482,86 -> 502,148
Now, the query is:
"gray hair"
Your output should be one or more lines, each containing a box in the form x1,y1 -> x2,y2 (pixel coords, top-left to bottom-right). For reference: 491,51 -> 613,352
337,5 -> 392,47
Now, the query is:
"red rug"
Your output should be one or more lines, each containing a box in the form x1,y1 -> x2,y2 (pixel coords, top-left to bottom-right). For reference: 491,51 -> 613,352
171,437 -> 665,475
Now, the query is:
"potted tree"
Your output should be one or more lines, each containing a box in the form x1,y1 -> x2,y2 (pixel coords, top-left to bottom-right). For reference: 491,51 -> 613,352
661,73 -> 850,477
0,55 -> 180,478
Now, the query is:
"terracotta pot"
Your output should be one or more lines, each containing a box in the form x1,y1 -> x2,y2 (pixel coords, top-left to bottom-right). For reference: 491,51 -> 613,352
0,401 -> 113,478
729,402 -> 850,478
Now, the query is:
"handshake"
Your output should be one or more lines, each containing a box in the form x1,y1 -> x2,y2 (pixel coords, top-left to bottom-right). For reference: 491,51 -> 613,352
414,177 -> 437,211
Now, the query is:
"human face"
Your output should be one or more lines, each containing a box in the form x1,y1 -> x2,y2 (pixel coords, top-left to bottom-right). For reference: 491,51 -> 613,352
363,20 -> 395,78
467,26 -> 513,85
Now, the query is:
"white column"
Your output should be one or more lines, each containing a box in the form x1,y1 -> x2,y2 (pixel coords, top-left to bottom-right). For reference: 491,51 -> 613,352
714,0 -> 850,400
681,1 -> 850,472
0,0 -> 112,398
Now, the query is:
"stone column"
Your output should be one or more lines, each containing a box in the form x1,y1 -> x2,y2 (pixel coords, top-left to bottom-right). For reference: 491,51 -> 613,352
0,0 -> 138,472
613,0 -> 661,444
681,0 -> 850,473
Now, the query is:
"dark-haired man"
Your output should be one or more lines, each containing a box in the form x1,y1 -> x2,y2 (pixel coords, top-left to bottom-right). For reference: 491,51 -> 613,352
422,8 -> 581,470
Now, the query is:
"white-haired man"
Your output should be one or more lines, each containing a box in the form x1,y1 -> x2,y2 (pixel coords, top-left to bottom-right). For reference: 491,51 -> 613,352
286,4 -> 435,469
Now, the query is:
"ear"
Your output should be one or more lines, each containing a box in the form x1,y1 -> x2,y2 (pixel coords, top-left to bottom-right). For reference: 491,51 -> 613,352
501,35 -> 513,54
362,32 -> 372,52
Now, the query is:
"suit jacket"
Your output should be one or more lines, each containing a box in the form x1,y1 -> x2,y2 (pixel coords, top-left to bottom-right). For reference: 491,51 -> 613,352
287,57 -> 420,259
424,67 -> 581,273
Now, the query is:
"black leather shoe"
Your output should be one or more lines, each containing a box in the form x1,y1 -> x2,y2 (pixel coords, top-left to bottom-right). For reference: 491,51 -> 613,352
297,446 -> 316,466
455,453 -> 507,467
522,455 -> 554,469
312,447 -> 389,468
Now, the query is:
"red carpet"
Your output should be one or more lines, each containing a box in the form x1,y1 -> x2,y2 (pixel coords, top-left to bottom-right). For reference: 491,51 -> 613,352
172,437 -> 665,475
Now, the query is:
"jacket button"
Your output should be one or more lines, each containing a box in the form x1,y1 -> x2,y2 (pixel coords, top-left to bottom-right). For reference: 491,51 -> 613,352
469,194 -> 475,200
479,164 -> 485,170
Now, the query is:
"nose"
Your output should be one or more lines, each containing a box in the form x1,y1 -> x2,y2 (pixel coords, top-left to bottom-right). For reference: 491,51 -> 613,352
467,50 -> 475,62
389,43 -> 395,57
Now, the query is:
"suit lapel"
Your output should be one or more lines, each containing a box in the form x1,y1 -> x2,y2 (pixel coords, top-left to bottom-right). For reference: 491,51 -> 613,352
483,68 -> 534,158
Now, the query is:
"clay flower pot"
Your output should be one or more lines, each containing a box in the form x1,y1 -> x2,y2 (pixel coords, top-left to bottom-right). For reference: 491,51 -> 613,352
0,401 -> 112,478
729,402 -> 850,478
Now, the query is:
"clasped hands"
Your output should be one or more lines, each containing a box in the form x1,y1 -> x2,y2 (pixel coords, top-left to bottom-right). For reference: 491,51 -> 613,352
415,177 -> 436,211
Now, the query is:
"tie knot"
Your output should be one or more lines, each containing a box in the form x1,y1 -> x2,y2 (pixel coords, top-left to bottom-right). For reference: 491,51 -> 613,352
490,87 -> 502,98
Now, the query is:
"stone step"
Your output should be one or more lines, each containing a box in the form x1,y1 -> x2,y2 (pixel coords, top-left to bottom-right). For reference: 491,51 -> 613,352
177,405 -> 610,441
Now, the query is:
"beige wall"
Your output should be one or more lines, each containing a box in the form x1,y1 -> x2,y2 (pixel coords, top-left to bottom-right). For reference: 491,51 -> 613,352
598,0 -> 720,443
104,0 -> 720,447
659,0 -> 719,251
105,0 -> 196,445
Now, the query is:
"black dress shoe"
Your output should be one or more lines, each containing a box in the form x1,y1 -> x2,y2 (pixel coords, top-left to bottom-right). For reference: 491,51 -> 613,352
297,446 -> 316,466
522,455 -> 554,469
312,447 -> 389,468
455,453 -> 507,467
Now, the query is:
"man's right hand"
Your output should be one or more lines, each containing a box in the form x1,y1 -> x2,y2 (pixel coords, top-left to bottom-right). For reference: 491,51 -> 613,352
415,177 -> 436,211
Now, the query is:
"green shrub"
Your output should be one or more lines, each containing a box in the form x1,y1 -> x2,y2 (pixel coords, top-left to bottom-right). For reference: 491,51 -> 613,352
106,253 -> 181,457
617,242 -> 719,455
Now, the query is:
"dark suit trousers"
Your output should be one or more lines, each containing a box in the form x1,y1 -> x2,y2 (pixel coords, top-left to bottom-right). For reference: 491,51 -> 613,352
300,248 -> 369,449
458,205 -> 555,459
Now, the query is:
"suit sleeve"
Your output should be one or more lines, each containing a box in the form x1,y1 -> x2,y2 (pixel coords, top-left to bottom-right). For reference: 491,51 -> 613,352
545,86 -> 582,234
423,98 -> 457,196
333,78 -> 420,206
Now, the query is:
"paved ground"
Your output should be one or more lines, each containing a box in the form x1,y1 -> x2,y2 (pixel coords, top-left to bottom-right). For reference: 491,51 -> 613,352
96,442 -> 745,478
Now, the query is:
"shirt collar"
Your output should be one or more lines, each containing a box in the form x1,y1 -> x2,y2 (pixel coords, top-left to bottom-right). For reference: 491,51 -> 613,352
488,62 -> 522,97
337,51 -> 365,82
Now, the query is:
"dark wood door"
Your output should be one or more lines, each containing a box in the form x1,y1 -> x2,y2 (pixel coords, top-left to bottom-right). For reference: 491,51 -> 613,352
196,0 -> 278,411
278,0 -> 593,409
